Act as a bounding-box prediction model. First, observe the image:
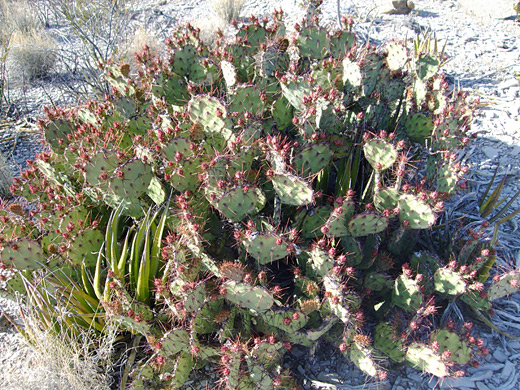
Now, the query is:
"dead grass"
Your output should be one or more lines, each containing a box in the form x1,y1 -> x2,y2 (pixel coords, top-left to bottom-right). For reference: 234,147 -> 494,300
210,0 -> 246,23
8,29 -> 57,81
1,301 -> 117,390
0,0 -> 56,83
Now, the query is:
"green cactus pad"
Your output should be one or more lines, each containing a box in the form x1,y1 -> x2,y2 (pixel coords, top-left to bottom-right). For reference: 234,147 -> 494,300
415,54 -> 440,81
430,330 -> 471,365
271,173 -> 314,206
119,315 -> 152,336
285,318 -> 338,347
45,119 -> 74,150
242,232 -> 291,264
374,323 -> 405,362
405,113 -> 433,145
398,194 -> 436,229
297,26 -> 330,60
363,139 -> 398,171
169,156 -> 203,193
436,161 -> 459,194
228,85 -> 265,117
307,247 -> 335,277
171,45 -> 198,77
160,329 -> 191,356
5,272 -> 26,295
340,236 -> 363,266
434,268 -> 467,297
261,309 -> 308,333
364,273 -> 393,292
188,95 -> 232,138
374,188 -> 400,212
386,43 -> 408,71
298,206 -> 331,239
215,186 -> 266,222
163,137 -> 193,161
342,58 -> 362,90
84,151 -> 119,188
152,73 -> 190,105
324,199 -> 355,237
329,30 -> 355,58
349,343 -> 378,378
170,352 -> 195,389
109,160 -> 153,200
183,284 -> 207,312
192,299 -> 225,334
487,270 -> 520,301
271,96 -> 294,130
392,274 -> 423,312
223,281 -> 274,313
1,240 -> 44,271
67,229 -> 104,267
348,212 -> 388,237
292,144 -> 333,177
280,78 -> 311,112
406,343 -> 448,377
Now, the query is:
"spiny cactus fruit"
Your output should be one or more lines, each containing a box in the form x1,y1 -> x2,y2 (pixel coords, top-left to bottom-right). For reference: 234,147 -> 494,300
0,5 -> 513,389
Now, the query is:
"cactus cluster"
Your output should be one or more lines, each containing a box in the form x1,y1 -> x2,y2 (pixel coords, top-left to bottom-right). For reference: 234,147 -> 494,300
0,6 -> 517,389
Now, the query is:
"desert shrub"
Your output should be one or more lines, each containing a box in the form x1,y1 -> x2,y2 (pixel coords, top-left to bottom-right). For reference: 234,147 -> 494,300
8,29 -> 57,81
211,0 -> 246,23
0,5 -> 515,389
45,0 -> 137,97
2,298 -> 116,390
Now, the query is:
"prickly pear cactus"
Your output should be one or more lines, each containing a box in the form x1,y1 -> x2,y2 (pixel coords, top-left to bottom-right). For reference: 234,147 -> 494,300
0,5 -> 509,389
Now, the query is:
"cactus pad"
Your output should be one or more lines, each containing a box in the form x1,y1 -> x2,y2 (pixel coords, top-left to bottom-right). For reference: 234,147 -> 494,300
271,173 -> 314,206
406,343 -> 448,377
223,281 -> 274,313
242,232 -> 291,264
405,113 -> 433,145
430,330 -> 471,365
392,274 -> 423,312
433,268 -> 467,297
487,270 -> 520,301
348,212 -> 388,237
215,186 -> 266,222
160,329 -> 191,356
398,194 -> 436,229
363,139 -> 397,171
1,240 -> 44,271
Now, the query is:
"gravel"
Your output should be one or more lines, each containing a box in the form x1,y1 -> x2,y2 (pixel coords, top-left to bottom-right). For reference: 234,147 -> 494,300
1,0 -> 520,389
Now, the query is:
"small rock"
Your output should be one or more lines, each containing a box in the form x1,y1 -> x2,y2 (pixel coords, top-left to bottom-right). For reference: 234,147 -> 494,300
501,360 -> 514,380
470,371 -> 493,382
407,372 -> 423,383
476,382 -> 491,390
509,341 -> 520,350
478,363 -> 505,372
440,377 -> 476,389
493,349 -> 508,363
482,146 -> 499,160
317,371 -> 342,384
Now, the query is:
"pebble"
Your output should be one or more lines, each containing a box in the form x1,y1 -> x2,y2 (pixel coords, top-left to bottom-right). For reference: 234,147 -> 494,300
501,361 -> 515,380
476,382 -> 491,390
493,349 -> 509,363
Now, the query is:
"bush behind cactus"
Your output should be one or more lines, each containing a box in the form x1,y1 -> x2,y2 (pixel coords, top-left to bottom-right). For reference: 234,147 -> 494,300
0,7 -> 516,389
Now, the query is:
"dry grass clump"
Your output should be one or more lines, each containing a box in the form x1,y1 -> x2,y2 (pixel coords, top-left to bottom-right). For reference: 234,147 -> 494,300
121,27 -> 161,73
8,29 -> 57,81
0,0 -> 57,82
0,151 -> 13,199
1,301 -> 117,390
210,0 -> 246,23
